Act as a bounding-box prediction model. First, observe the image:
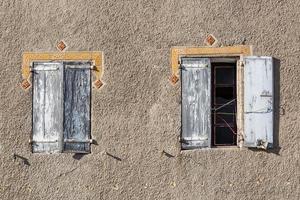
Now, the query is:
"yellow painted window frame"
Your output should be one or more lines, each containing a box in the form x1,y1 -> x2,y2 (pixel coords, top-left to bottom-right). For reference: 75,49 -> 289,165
170,45 -> 252,80
21,51 -> 104,90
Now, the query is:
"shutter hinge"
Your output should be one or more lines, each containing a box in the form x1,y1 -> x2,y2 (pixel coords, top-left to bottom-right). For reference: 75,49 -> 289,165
91,65 -> 96,70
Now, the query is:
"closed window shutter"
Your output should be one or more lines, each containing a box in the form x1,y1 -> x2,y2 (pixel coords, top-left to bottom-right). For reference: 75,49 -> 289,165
244,56 -> 274,149
32,63 -> 63,153
181,58 -> 211,149
63,62 -> 91,153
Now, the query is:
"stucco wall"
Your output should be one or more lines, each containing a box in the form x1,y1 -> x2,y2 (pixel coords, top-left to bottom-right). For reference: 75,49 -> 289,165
1,0 -> 300,199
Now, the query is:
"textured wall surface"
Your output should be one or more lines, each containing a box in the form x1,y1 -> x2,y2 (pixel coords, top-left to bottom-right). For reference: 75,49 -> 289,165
1,0 -> 300,199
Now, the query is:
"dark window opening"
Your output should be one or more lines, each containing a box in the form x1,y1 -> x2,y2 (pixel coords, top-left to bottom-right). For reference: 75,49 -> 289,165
211,62 -> 237,146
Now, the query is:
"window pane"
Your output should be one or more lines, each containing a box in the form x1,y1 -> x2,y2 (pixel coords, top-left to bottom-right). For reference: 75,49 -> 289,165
211,61 -> 237,147
214,104 -> 236,124
216,67 -> 235,85
215,87 -> 234,104
214,127 -> 236,145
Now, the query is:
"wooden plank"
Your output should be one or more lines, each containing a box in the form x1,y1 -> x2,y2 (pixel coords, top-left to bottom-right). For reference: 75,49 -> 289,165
32,63 -> 63,153
63,62 -> 91,153
236,60 -> 244,147
244,57 -> 273,149
181,58 -> 211,149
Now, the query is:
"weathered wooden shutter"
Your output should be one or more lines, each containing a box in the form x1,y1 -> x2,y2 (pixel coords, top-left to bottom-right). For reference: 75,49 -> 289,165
244,56 -> 274,149
63,62 -> 91,153
32,63 -> 63,153
181,58 -> 211,149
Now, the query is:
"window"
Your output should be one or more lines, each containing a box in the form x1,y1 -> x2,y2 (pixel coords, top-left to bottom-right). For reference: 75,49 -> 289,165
180,56 -> 274,150
31,62 -> 91,153
211,60 -> 237,146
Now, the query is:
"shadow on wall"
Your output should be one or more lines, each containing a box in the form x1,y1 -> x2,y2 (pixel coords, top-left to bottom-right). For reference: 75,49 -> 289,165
13,153 -> 30,166
273,58 -> 281,153
72,140 -> 99,160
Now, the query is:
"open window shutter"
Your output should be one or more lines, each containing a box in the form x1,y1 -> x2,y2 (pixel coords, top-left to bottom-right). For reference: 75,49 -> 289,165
244,56 -> 274,149
181,58 -> 211,149
32,63 -> 63,153
63,62 -> 91,153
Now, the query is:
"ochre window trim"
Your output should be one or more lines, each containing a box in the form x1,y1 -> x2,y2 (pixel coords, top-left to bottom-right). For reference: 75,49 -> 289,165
170,45 -> 252,82
21,51 -> 104,90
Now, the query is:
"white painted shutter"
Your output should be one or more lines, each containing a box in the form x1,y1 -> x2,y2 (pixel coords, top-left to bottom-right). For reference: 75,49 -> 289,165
244,56 -> 274,149
63,62 -> 91,153
181,58 -> 211,149
32,63 -> 63,153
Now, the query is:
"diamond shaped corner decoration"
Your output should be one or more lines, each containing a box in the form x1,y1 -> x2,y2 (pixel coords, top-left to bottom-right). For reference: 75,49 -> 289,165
169,74 -> 179,85
93,79 -> 103,89
204,34 -> 218,46
21,79 -> 31,90
57,40 -> 67,51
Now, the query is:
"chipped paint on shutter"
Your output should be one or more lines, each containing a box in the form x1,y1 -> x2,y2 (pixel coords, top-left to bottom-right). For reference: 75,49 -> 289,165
63,62 -> 91,153
32,63 -> 63,153
181,58 -> 211,149
244,56 -> 274,149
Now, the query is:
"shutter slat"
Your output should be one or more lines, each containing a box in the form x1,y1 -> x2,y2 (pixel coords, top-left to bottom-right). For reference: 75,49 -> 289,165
32,63 -> 63,153
181,58 -> 211,149
63,62 -> 91,153
244,56 -> 274,149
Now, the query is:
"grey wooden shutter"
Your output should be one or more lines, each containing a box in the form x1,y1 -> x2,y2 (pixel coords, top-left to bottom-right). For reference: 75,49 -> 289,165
32,63 -> 63,153
244,56 -> 274,149
181,58 -> 211,149
63,62 -> 91,153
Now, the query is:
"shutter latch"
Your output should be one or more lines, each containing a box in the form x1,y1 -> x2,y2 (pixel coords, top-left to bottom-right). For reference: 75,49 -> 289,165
256,139 -> 269,149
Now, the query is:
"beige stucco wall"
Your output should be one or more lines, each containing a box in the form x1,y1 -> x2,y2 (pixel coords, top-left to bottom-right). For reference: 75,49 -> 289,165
1,0 -> 300,199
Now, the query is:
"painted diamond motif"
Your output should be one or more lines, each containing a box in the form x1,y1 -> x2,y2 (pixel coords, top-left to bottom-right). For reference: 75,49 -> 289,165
57,41 -> 67,51
21,79 -> 31,90
170,74 -> 179,85
93,79 -> 103,89
205,34 -> 217,46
